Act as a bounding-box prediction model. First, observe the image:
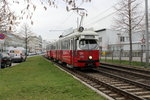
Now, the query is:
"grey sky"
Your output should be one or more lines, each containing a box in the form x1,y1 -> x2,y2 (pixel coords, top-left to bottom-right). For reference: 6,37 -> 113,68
11,0 -> 149,41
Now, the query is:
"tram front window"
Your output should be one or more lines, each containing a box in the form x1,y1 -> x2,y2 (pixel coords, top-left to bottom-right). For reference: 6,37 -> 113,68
79,39 -> 98,50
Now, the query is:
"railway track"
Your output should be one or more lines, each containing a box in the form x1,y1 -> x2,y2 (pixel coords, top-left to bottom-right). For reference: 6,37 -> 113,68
46,58 -> 150,100
91,69 -> 150,100
100,63 -> 150,85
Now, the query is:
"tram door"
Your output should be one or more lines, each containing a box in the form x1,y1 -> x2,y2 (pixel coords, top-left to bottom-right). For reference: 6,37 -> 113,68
71,38 -> 76,66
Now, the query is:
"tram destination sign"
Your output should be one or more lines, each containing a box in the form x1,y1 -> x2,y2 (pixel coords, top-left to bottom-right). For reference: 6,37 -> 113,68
85,35 -> 95,39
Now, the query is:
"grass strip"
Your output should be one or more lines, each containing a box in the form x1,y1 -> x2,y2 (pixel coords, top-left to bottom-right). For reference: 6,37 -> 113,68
0,56 -> 106,100
100,59 -> 150,69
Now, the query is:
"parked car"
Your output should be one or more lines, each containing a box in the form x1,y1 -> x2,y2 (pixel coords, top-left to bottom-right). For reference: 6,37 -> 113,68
0,53 -> 12,68
8,47 -> 26,62
28,52 -> 36,56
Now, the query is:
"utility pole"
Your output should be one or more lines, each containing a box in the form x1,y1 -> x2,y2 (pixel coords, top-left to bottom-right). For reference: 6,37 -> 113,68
145,0 -> 149,67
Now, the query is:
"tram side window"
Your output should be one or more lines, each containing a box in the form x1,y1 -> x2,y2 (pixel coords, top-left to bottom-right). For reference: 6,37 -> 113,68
61,41 -> 64,50
62,41 -> 66,50
51,45 -> 55,50
61,42 -> 63,50
68,40 -> 70,50
61,39 -> 71,50
55,43 -> 57,50
74,39 -> 77,50
64,40 -> 67,50
62,40 -> 67,50
66,40 -> 70,50
58,41 -> 61,50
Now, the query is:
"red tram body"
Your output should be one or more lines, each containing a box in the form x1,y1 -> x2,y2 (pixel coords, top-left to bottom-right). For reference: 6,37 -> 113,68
46,28 -> 100,68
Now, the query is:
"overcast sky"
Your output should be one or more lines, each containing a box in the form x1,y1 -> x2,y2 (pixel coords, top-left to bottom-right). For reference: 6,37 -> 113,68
11,0 -> 149,41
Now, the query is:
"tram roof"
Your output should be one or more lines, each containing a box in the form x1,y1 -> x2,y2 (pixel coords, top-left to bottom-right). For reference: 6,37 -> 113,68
59,30 -> 98,40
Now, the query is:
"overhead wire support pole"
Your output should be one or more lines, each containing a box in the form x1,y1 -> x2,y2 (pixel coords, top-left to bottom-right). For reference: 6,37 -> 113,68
145,0 -> 149,67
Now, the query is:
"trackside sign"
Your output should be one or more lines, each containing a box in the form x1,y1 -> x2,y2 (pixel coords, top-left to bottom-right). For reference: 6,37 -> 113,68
0,33 -> 5,40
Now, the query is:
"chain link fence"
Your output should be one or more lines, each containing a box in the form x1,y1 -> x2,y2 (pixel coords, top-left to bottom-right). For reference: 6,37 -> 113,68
100,49 -> 150,66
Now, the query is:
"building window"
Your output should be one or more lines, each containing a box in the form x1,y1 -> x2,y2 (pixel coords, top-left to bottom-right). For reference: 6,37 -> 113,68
126,37 -> 129,42
99,37 -> 102,42
120,36 -> 125,42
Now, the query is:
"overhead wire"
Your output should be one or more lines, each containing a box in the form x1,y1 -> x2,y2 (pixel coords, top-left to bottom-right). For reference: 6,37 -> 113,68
86,1 -> 120,23
85,0 -> 144,27
84,1 -> 122,27
59,1 -> 84,29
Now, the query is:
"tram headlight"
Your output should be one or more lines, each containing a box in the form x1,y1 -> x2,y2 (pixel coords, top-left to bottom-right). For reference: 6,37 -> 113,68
89,56 -> 92,60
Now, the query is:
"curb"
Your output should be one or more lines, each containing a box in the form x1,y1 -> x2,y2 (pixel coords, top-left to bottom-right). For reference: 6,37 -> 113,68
44,57 -> 114,100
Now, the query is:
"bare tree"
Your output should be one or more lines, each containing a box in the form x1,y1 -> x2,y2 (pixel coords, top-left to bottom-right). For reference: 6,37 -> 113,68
19,23 -> 34,58
0,0 -> 91,26
113,0 -> 144,64
0,0 -> 18,32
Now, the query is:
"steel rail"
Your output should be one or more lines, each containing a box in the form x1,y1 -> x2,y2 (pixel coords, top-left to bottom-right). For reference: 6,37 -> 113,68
95,68 -> 150,91
74,69 -> 144,100
101,62 -> 150,74
100,65 -> 150,80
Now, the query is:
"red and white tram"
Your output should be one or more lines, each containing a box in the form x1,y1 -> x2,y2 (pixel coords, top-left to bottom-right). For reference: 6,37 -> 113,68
46,27 -> 100,68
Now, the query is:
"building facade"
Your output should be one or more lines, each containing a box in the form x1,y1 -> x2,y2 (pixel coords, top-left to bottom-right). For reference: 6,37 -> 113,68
95,29 -> 149,57
28,35 -> 43,54
0,31 -> 25,52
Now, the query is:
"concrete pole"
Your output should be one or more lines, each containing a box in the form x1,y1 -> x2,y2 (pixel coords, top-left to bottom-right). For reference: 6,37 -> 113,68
145,0 -> 149,67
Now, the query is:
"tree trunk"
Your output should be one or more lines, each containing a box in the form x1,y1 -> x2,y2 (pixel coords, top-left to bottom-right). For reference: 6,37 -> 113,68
25,37 -> 27,60
25,27 -> 28,60
128,0 -> 132,64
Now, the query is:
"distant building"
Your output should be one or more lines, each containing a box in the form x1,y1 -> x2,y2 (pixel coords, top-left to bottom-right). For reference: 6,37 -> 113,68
0,31 -> 25,52
95,29 -> 149,57
42,40 -> 49,53
0,31 -> 50,54
28,35 -> 43,54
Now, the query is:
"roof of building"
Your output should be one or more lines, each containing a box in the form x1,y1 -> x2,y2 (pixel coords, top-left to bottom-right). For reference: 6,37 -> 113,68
95,28 -> 106,32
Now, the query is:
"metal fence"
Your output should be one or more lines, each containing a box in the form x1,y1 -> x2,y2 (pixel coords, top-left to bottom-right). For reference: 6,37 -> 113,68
100,50 -> 150,65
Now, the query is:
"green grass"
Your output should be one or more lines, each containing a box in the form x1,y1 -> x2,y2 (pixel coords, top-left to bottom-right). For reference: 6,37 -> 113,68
0,56 -> 106,100
100,58 -> 148,68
